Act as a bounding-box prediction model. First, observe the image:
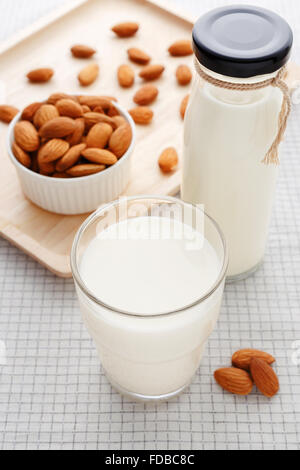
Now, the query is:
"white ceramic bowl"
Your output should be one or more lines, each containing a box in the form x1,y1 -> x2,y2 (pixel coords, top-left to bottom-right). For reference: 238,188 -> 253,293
7,101 -> 136,215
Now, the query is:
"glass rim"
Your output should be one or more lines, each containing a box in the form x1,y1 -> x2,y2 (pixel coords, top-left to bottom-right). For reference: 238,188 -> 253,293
70,195 -> 229,318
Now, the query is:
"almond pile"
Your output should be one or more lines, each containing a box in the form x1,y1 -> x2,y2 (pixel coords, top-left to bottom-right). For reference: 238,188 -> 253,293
214,349 -> 279,398
12,94 -> 132,178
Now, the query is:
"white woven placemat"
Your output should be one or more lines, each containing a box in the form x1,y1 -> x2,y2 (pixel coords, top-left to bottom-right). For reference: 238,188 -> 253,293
0,0 -> 299,450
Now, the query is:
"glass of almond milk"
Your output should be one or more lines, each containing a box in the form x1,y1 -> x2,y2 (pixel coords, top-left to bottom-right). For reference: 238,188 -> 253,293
71,196 -> 228,402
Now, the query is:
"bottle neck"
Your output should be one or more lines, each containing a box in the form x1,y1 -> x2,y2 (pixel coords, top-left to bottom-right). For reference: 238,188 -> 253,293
195,60 -> 281,84
194,59 -> 283,105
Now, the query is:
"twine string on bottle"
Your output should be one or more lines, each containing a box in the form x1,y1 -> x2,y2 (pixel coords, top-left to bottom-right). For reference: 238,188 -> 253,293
194,59 -> 291,165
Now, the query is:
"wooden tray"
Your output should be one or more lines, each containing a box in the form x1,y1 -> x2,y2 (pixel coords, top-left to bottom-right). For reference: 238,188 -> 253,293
0,0 -> 299,277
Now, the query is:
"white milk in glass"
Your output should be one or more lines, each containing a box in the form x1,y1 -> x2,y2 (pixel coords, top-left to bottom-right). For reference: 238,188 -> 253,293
75,214 -> 226,400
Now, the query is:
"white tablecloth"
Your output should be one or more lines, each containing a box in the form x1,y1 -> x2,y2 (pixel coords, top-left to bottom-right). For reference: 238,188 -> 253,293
0,0 -> 299,450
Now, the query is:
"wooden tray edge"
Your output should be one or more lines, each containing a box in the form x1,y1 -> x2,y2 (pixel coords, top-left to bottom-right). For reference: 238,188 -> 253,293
0,223 -> 72,278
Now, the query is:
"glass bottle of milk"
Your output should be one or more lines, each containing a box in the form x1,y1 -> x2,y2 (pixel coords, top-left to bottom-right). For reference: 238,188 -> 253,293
182,5 -> 293,281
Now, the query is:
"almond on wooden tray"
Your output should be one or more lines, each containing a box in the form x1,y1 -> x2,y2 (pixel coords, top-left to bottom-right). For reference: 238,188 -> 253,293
7,93 -> 136,215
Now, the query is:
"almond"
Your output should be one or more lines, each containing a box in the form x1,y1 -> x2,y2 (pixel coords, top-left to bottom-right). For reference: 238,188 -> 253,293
82,105 -> 91,113
56,99 -> 83,118
83,112 -> 116,130
38,139 -> 70,163
78,95 -> 117,109
180,94 -> 189,120
82,148 -> 117,165
129,106 -> 153,125
47,93 -> 78,105
134,84 -> 158,106
214,368 -> 253,396
66,118 -> 85,146
39,160 -> 55,176
14,121 -> 40,152
78,63 -> 99,86
71,44 -> 96,59
127,47 -> 151,65
109,124 -> 132,158
168,40 -> 193,57
55,143 -> 86,172
78,96 -> 116,109
176,65 -> 192,86
93,106 -> 104,114
111,22 -> 139,38
86,123 -> 113,148
158,147 -> 179,173
139,64 -> 165,81
232,349 -> 276,371
31,153 -> 39,173
39,117 -> 76,139
118,65 -> 135,88
12,142 -> 31,168
112,116 -> 127,128
27,68 -> 54,83
0,105 -> 19,123
52,172 -> 70,178
21,102 -> 43,121
33,104 -> 60,129
66,164 -> 106,177
250,358 -> 280,398
107,104 -> 120,117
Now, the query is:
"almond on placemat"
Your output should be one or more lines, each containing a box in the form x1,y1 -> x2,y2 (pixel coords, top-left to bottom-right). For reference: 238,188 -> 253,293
0,105 -> 19,123
232,349 -> 276,371
214,368 -> 253,396
129,106 -> 153,125
111,22 -> 139,38
134,85 -> 158,106
71,44 -> 96,58
127,48 -> 151,65
118,65 -> 135,88
180,94 -> 189,119
139,65 -> 165,81
176,65 -> 192,86
250,358 -> 280,398
158,147 -> 179,173
78,63 -> 99,86
27,68 -> 54,83
168,40 -> 193,57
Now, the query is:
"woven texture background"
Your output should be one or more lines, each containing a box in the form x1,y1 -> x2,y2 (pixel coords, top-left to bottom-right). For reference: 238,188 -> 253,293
0,0 -> 300,450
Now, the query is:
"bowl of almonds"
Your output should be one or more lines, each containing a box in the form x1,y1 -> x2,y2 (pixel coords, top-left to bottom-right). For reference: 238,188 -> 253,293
7,93 -> 135,215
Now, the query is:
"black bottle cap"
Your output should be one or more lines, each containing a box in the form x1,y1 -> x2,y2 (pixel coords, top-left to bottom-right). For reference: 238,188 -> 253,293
193,5 -> 293,78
